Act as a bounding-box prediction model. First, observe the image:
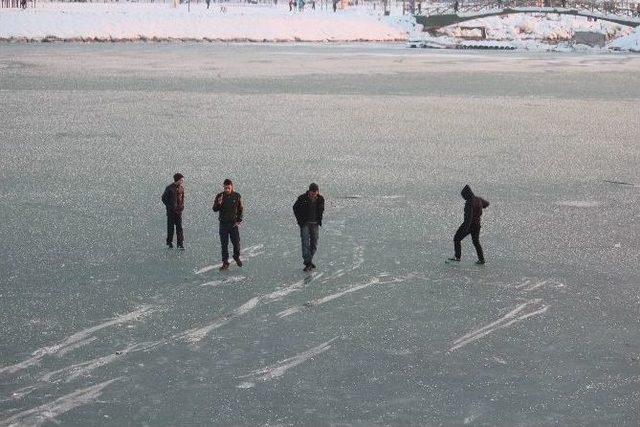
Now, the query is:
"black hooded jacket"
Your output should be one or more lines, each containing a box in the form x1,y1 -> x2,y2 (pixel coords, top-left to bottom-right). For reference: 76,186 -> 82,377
293,192 -> 325,226
461,185 -> 489,231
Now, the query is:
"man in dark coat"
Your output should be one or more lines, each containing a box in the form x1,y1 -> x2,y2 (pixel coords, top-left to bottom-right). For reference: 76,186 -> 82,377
449,184 -> 489,264
161,173 -> 185,249
212,179 -> 244,270
293,183 -> 325,272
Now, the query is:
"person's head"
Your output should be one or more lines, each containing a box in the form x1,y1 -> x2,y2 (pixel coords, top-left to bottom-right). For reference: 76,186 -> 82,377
308,183 -> 319,198
461,184 -> 473,200
173,173 -> 184,186
223,179 -> 233,194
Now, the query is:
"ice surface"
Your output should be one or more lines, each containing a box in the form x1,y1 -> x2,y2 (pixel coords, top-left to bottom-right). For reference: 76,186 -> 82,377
0,44 -> 639,425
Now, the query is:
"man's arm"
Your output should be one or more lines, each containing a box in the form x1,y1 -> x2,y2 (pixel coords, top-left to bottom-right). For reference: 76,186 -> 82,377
462,201 -> 472,232
212,193 -> 222,212
293,196 -> 303,225
236,195 -> 243,223
161,187 -> 169,206
318,196 -> 325,226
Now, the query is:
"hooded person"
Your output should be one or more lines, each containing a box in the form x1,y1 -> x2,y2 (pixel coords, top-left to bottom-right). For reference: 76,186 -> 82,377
161,173 -> 185,249
449,185 -> 490,264
212,179 -> 244,270
293,183 -> 325,272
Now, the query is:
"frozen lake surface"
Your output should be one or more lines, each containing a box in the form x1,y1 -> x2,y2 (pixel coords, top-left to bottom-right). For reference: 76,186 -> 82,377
1,44 -> 639,425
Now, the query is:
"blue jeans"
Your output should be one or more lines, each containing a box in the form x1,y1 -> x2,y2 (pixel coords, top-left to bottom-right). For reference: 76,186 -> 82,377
219,222 -> 240,262
300,223 -> 319,265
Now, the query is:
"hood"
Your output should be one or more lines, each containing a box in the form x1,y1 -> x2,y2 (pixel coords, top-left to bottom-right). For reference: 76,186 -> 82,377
461,185 -> 474,200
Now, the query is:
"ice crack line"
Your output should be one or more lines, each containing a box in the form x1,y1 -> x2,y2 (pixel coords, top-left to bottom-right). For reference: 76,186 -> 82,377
237,337 -> 338,389
0,306 -> 157,376
448,299 -> 549,352
180,273 -> 323,344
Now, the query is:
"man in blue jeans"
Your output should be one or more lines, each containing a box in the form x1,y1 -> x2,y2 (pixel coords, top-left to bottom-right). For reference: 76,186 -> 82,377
293,183 -> 325,272
212,179 -> 244,270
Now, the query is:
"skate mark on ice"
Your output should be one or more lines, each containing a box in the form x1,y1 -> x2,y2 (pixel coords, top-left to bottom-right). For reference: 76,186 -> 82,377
0,386 -> 39,403
56,337 -> 99,357
448,299 -> 548,352
602,179 -> 635,186
513,278 -> 564,292
38,341 -> 163,384
490,356 -> 507,365
522,279 -> 564,292
181,273 -> 323,343
554,200 -> 601,208
237,337 -> 338,388
0,306 -> 157,375
351,244 -> 365,271
318,242 -> 364,284
319,268 -> 346,284
277,274 -> 413,318
194,244 -> 264,275
200,276 -> 246,288
0,378 -> 121,427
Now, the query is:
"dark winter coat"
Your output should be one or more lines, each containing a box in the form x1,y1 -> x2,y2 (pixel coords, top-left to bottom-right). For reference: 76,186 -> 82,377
212,191 -> 243,224
293,192 -> 325,226
461,185 -> 489,231
162,183 -> 184,215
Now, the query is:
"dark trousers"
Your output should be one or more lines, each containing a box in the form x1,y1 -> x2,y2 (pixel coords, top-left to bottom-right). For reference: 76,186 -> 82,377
454,224 -> 484,262
219,222 -> 240,262
300,223 -> 319,265
167,212 -> 184,246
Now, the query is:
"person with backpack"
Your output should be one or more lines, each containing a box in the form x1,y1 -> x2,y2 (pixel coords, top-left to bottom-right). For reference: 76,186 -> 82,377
448,185 -> 489,265
293,183 -> 325,272
212,179 -> 244,270
161,173 -> 185,250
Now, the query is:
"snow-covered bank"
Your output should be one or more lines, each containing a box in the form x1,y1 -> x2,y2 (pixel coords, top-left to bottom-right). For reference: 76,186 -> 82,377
0,3 -> 415,42
409,13 -> 640,52
607,28 -> 640,51
2,2 -> 639,51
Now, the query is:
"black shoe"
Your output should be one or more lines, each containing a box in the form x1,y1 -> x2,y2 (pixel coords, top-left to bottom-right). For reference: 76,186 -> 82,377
310,263 -> 316,269
220,262 -> 230,271
233,256 -> 243,267
177,244 -> 185,250
475,260 -> 485,265
167,242 -> 174,249
303,264 -> 312,272
447,257 -> 460,263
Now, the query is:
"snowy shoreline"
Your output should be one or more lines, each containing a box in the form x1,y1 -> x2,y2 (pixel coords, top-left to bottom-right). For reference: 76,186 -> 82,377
1,2 -> 639,50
